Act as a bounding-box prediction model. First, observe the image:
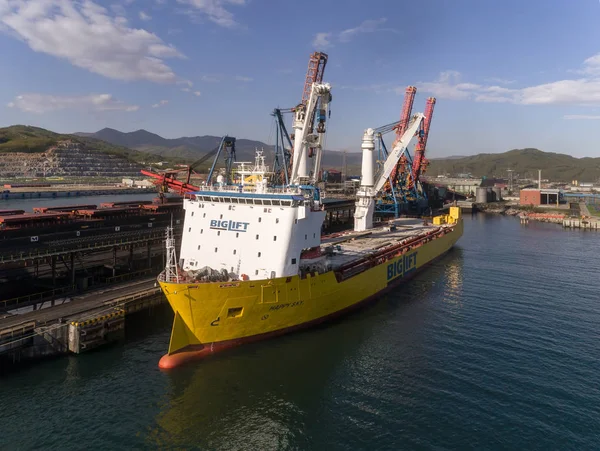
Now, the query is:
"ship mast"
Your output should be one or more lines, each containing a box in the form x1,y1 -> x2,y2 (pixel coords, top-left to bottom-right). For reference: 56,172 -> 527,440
164,218 -> 179,283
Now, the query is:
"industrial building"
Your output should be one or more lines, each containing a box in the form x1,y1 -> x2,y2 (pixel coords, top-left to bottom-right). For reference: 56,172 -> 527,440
519,188 -> 561,206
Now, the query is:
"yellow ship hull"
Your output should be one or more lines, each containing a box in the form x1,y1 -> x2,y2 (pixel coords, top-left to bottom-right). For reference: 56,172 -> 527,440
158,218 -> 463,369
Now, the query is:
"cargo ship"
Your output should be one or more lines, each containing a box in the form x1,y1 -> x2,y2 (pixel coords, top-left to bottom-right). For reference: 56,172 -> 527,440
155,53 -> 463,369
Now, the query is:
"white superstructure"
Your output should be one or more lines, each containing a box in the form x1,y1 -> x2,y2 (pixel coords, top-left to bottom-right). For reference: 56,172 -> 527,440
178,186 -> 325,280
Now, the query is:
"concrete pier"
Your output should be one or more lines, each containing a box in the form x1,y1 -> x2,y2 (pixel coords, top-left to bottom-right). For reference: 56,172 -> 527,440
0,278 -> 164,368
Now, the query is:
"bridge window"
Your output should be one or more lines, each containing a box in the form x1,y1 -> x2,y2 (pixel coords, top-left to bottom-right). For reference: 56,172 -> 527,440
276,218 -> 279,224
197,245 -> 201,250
258,252 -> 261,257
273,236 -> 277,241
215,247 -> 218,252
255,270 -> 259,275
189,227 -> 191,232
233,249 -> 237,255
201,229 -> 203,234
191,211 -> 194,216
258,217 -> 262,223
236,233 -> 239,238
220,214 -> 223,219
203,213 -> 206,218
305,234 -> 307,240
313,233 -> 316,238
291,258 -> 297,264
217,231 -> 221,236
256,234 -> 259,240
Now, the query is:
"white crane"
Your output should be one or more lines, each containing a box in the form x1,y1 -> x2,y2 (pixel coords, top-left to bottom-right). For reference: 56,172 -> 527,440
354,113 -> 425,232
290,82 -> 332,185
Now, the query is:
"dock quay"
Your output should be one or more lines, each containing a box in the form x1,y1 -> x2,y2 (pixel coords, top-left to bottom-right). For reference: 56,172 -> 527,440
562,217 -> 600,229
0,277 -> 166,369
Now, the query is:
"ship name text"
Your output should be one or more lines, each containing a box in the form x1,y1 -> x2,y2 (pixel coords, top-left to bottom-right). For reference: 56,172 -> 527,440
387,252 -> 418,281
269,300 -> 304,311
209,219 -> 250,232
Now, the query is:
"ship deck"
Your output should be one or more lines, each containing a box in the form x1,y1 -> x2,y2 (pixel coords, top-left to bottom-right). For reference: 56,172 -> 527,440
320,218 -> 447,268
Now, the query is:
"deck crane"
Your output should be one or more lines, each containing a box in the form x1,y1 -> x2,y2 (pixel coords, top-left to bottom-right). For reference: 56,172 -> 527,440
354,113 -> 425,232
410,97 -> 436,189
140,136 -> 236,195
290,81 -> 332,185
373,88 -> 436,217
272,51 -> 329,185
385,86 -> 417,192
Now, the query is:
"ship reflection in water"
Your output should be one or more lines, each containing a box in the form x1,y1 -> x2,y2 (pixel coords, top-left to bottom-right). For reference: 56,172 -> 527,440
146,250 -> 462,450
442,249 -> 464,308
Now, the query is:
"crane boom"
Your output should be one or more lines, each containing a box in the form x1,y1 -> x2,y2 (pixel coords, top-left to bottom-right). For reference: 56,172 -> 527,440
387,86 -> 417,191
139,136 -> 235,194
374,113 -> 424,193
410,97 -> 436,188
395,86 -> 417,138
301,52 -> 328,105
285,52 -> 328,184
290,82 -> 332,185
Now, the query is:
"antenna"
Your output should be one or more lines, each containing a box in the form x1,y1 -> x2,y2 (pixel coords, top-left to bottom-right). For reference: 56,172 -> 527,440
164,214 -> 179,283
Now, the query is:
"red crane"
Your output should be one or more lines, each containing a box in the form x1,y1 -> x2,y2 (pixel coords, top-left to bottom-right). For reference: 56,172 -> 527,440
289,51 -> 328,170
139,143 -> 225,195
301,52 -> 328,105
385,86 -> 417,192
410,96 -> 436,189
395,86 -> 417,138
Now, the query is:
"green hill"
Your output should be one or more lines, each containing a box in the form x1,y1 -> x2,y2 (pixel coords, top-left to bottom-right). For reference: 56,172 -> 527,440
0,125 -> 61,153
428,148 -> 600,182
0,125 -> 182,165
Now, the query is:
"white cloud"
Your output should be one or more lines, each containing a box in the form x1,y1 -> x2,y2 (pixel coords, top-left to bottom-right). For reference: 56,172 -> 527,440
234,75 -> 252,82
139,10 -> 151,21
338,18 -> 390,42
564,114 -> 600,120
200,74 -> 220,82
7,93 -> 139,113
312,32 -> 332,49
414,71 -> 483,100
178,0 -> 246,28
110,3 -> 126,16
193,91 -> 201,96
417,57 -> 600,107
152,99 -> 168,108
0,0 -> 184,83
484,77 -> 515,85
312,18 -> 395,49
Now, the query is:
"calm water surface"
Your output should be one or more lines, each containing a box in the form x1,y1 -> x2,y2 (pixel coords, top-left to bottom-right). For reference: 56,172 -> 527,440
0,192 -> 158,211
1,214 -> 600,450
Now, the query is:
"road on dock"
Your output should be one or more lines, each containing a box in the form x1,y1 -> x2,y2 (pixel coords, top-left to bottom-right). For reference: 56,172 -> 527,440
0,278 -> 159,331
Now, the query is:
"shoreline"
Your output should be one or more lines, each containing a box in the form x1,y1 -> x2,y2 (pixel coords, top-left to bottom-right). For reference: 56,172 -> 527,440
476,202 -> 567,224
1,186 -> 154,200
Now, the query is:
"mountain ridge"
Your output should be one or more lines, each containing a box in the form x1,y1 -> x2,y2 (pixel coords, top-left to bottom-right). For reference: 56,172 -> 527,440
74,127 -> 364,170
426,147 -> 600,182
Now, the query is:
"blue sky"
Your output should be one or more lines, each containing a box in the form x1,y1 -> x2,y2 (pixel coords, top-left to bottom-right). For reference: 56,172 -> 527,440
1,0 -> 600,157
